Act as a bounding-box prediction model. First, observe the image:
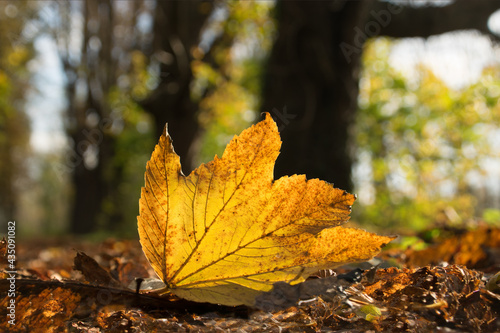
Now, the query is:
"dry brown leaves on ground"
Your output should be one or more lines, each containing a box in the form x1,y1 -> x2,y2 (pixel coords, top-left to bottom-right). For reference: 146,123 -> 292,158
1,228 -> 499,332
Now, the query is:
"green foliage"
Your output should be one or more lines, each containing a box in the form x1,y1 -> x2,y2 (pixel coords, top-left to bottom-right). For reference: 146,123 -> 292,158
101,52 -> 155,236
353,38 -> 500,232
482,208 -> 500,225
192,1 -> 276,164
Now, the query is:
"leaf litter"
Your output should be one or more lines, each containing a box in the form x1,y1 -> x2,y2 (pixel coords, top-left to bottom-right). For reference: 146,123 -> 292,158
1,232 -> 500,332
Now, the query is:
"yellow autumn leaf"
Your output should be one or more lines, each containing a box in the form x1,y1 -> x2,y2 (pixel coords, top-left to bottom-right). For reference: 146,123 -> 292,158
138,112 -> 394,306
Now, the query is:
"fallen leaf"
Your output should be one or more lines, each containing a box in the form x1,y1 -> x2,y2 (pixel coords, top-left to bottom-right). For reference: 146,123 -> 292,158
73,251 -> 123,289
137,112 -> 394,306
405,227 -> 500,270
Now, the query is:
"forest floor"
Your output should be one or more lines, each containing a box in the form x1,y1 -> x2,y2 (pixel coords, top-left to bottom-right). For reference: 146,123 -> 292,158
1,224 -> 500,332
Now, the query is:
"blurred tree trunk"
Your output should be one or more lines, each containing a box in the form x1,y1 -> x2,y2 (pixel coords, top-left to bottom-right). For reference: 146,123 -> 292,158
140,1 -> 212,172
60,0 -> 116,233
57,0 -> 139,233
260,0 -> 499,192
260,1 -> 371,191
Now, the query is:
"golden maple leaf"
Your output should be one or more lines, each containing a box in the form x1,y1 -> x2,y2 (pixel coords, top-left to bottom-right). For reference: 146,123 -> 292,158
138,113 -> 394,306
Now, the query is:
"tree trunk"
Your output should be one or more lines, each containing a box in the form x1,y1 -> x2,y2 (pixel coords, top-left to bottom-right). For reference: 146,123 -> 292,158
140,1 -> 213,173
260,1 -> 371,191
63,0 -> 120,233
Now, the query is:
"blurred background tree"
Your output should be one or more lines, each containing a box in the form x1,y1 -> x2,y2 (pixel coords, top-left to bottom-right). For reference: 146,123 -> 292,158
4,0 -> 500,236
47,1 -> 157,234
